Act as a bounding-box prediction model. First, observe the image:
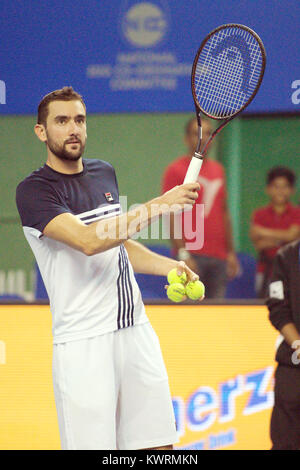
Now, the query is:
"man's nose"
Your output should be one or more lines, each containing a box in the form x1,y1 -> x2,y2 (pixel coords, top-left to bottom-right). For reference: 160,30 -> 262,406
68,120 -> 80,133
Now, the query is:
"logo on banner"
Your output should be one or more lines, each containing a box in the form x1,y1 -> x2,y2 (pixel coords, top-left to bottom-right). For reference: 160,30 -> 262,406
86,0 -> 191,92
122,2 -> 168,48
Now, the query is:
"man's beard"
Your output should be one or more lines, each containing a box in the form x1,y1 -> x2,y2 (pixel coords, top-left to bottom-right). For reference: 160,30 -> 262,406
46,133 -> 85,161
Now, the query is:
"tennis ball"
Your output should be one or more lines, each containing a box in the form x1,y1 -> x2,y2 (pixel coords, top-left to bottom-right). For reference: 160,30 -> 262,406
167,268 -> 187,285
167,283 -> 186,303
185,280 -> 205,300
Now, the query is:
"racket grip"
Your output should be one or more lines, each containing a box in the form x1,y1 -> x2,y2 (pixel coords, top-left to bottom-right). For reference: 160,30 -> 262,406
183,154 -> 203,183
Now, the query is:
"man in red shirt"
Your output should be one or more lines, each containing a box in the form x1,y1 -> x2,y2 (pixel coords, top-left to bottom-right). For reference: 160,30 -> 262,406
162,117 -> 240,298
250,166 -> 300,298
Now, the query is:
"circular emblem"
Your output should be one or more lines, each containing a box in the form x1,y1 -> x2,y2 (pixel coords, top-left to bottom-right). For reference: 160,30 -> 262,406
122,2 -> 168,48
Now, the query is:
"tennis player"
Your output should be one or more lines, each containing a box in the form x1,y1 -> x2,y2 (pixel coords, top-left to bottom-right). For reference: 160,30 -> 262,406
16,87 -> 201,450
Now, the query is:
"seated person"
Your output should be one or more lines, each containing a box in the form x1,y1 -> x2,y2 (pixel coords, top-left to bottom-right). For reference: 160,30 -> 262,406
250,166 -> 300,298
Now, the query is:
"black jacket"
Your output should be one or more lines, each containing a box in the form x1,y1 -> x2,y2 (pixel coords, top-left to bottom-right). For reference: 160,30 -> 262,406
266,240 -> 300,368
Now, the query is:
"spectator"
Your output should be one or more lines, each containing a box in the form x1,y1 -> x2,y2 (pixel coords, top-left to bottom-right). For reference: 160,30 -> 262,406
161,117 -> 240,299
250,166 -> 300,298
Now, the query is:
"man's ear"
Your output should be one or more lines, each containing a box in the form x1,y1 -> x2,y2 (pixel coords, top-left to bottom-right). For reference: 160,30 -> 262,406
34,123 -> 47,143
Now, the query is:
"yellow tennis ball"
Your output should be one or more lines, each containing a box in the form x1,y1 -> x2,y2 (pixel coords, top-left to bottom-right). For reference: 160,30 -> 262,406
167,268 -> 187,285
167,283 -> 186,303
185,280 -> 205,300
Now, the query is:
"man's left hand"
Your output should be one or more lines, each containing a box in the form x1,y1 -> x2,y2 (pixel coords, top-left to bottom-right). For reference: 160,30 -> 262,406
175,260 -> 199,283
165,261 -> 205,301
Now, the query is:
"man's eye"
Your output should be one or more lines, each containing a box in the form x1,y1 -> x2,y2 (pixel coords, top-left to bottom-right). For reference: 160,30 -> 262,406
59,119 -> 66,124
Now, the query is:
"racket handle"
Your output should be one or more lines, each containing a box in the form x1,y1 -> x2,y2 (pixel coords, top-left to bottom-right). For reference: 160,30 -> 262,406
183,153 -> 203,183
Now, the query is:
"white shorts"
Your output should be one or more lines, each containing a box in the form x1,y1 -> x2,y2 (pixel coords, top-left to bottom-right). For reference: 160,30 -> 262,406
52,322 -> 178,450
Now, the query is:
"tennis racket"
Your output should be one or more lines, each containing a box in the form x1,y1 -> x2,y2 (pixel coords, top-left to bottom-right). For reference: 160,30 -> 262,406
184,23 -> 266,184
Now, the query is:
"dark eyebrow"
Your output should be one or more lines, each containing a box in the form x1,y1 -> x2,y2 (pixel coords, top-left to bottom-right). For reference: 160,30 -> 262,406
54,115 -> 69,121
54,114 -> 86,121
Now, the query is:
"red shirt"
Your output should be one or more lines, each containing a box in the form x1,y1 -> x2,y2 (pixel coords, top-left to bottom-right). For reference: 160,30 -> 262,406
162,155 -> 227,259
252,203 -> 300,271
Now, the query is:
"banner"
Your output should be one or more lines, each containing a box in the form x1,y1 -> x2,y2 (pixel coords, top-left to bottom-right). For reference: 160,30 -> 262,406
0,0 -> 299,114
0,304 -> 278,450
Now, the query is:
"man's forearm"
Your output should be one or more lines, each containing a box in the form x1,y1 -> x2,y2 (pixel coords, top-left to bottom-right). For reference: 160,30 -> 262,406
251,224 -> 300,243
280,323 -> 300,347
84,198 -> 163,255
124,239 -> 178,275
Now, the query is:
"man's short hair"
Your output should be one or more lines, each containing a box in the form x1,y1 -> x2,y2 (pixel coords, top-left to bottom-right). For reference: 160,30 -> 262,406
37,86 -> 86,127
267,166 -> 296,187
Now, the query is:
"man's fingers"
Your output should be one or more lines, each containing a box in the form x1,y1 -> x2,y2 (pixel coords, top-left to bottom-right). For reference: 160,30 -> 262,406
176,261 -> 185,276
175,261 -> 199,282
182,182 -> 200,191
186,190 -> 199,200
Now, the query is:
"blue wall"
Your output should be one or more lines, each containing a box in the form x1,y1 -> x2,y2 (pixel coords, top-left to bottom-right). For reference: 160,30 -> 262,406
1,0 -> 300,114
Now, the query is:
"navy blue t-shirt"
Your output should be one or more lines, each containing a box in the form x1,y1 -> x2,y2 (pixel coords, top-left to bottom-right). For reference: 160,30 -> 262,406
16,159 -> 148,343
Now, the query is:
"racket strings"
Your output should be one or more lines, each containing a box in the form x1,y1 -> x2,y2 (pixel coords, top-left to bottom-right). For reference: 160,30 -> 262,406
197,31 -> 262,116
199,31 -> 260,115
196,29 -> 259,114
194,26 -> 264,118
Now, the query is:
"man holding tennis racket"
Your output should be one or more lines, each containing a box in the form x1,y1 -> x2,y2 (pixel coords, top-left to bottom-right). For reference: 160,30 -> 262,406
15,86 -> 201,450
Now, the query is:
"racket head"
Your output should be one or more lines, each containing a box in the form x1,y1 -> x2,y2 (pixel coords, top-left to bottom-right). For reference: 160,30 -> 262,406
191,24 -> 266,120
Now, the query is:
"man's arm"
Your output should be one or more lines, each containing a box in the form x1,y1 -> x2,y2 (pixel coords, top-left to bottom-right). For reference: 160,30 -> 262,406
250,224 -> 300,244
124,239 -> 198,281
43,183 -> 200,256
280,323 -> 300,348
266,249 -> 300,346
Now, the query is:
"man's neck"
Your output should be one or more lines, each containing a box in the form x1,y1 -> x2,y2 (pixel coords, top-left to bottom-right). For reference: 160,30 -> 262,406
46,153 -> 83,175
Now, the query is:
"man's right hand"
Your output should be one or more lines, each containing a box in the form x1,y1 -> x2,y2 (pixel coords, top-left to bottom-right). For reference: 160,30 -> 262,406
158,183 -> 200,212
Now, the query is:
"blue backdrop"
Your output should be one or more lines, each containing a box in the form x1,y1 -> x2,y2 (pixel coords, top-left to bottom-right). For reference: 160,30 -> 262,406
1,0 -> 299,114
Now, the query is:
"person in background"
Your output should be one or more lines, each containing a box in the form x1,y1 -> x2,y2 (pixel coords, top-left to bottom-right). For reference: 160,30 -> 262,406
161,117 -> 240,299
266,241 -> 300,450
250,166 -> 300,298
